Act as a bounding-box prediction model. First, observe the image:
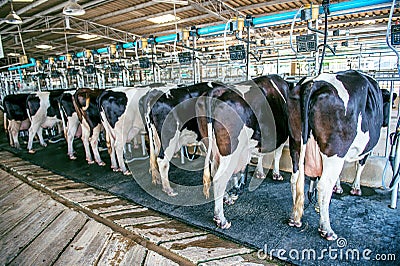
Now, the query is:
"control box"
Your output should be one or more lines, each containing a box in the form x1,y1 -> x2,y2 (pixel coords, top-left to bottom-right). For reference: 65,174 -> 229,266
391,24 -> 400,45
228,44 -> 246,60
139,57 -> 150,68
296,34 -> 317,53
178,52 -> 192,65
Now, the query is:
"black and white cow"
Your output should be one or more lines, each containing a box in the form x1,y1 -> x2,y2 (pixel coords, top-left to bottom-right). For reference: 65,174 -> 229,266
73,88 -> 105,166
59,90 -> 81,160
98,85 -> 157,175
140,82 -> 224,196
26,90 -> 64,153
196,75 -> 290,229
3,93 -> 31,149
287,70 -> 390,240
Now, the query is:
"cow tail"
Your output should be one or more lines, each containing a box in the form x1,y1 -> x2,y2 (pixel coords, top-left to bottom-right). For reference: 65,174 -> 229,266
301,82 -> 317,145
201,91 -> 216,198
145,102 -> 160,183
3,112 -> 7,133
58,100 -> 68,140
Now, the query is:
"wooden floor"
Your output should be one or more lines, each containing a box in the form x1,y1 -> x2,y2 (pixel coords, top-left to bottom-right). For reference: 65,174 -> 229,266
0,151 -> 275,266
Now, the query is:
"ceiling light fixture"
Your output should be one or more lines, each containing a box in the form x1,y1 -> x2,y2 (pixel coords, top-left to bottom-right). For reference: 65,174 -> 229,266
76,33 -> 99,40
63,0 -> 85,16
36,44 -> 53,49
147,14 -> 180,24
4,0 -> 23,25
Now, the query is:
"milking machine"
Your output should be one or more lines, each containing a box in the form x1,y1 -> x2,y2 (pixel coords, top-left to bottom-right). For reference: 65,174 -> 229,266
382,0 -> 400,209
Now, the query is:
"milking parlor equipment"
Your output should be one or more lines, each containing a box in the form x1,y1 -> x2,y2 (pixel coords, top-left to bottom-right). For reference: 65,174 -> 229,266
382,0 -> 400,209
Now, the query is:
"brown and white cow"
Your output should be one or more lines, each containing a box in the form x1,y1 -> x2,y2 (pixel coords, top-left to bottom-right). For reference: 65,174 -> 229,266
3,93 -> 31,149
287,70 -> 390,240
196,75 -> 290,229
26,90 -> 64,153
98,85 -> 157,175
73,88 -> 105,166
140,82 -> 223,196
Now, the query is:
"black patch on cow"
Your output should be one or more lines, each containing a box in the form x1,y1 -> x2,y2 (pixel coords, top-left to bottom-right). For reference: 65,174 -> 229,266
47,90 -> 64,119
26,94 -> 40,117
98,91 -> 128,128
3,94 -> 30,121
59,92 -> 75,117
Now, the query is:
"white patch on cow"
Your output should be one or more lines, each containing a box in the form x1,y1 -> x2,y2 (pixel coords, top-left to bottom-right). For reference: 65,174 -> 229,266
233,85 -> 252,97
271,80 -> 286,103
207,82 -> 213,88
212,125 -> 257,224
344,113 -> 370,161
316,73 -> 349,114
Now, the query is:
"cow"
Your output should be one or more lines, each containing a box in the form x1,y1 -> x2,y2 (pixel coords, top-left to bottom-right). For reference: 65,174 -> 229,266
3,93 -> 31,149
73,88 -> 105,166
140,82 -> 225,196
98,85 -> 157,175
59,90 -> 81,160
196,75 -> 290,229
26,90 -> 64,153
287,70 -> 390,240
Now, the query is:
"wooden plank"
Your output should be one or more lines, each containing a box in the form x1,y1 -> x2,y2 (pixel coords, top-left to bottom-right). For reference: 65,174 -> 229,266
198,254 -> 269,266
50,182 -> 91,191
80,198 -> 140,215
126,220 -> 207,245
27,171 -> 59,180
96,233 -> 147,266
143,250 -> 179,266
57,188 -> 117,203
0,189 -> 48,236
0,199 -> 65,265
101,208 -> 167,227
160,235 -> 252,264
8,208 -> 87,266
54,219 -> 113,265
0,183 -> 36,213
0,177 -> 23,197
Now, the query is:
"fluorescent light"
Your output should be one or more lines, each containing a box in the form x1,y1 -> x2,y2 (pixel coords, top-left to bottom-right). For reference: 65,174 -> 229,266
13,0 -> 35,2
153,0 -> 188,5
76,33 -> 99,40
147,14 -> 180,24
36,44 -> 53,49
7,53 -> 20,57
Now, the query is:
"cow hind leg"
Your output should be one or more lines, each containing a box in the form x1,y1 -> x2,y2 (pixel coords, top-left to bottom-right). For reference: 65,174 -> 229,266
318,155 -> 345,241
272,144 -> 285,181
254,155 -> 266,179
157,157 -> 177,196
289,144 -> 306,228
213,156 -> 235,229
333,176 -> 343,194
90,125 -> 105,167
350,157 -> 367,196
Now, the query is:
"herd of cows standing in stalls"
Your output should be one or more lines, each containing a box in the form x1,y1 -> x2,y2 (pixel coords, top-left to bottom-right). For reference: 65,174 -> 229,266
2,70 -> 391,241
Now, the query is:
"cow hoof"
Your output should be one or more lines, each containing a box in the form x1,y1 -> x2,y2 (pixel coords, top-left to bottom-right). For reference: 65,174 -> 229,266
41,143 -> 47,147
224,195 -> 236,205
333,185 -> 343,194
87,160 -> 95,165
123,170 -> 131,176
96,161 -> 106,166
69,155 -> 77,160
28,149 -> 36,154
272,173 -> 283,181
163,188 -> 178,197
254,171 -> 266,179
318,228 -> 338,241
350,188 -> 362,196
288,218 -> 302,228
214,218 -> 231,229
